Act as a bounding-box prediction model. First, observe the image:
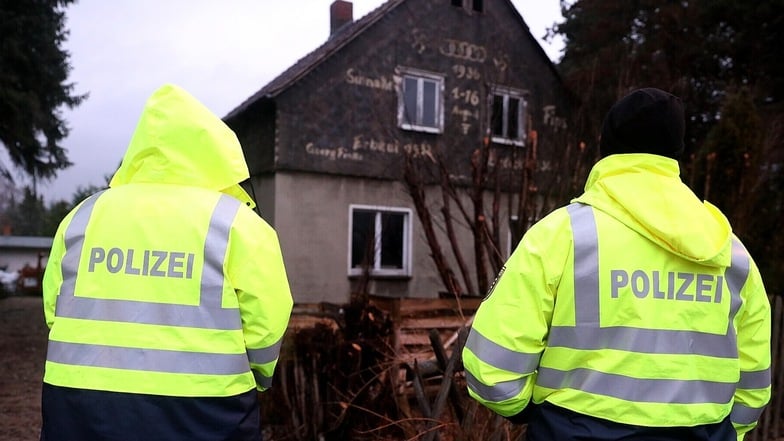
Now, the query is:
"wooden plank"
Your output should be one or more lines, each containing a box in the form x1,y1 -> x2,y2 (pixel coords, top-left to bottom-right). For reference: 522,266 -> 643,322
401,316 -> 469,329
286,315 -> 339,332
397,297 -> 483,315
396,351 -> 439,366
398,332 -> 434,346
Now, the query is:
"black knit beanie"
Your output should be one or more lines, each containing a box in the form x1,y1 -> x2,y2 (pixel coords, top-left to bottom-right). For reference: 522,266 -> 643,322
599,88 -> 685,159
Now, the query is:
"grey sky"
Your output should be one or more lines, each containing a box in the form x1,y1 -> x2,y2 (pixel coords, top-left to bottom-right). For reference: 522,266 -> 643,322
26,0 -> 563,203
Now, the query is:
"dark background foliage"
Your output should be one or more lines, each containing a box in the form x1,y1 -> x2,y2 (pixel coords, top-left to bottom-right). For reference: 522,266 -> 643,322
552,0 -> 784,292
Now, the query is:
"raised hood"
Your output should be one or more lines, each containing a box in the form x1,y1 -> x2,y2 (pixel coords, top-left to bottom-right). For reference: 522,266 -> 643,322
574,154 -> 732,267
109,83 -> 254,207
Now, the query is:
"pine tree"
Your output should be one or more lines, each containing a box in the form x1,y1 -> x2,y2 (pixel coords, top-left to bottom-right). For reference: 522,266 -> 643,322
0,0 -> 86,181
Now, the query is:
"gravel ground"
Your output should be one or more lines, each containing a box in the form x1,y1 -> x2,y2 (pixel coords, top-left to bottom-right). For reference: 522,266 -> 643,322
0,295 -> 47,441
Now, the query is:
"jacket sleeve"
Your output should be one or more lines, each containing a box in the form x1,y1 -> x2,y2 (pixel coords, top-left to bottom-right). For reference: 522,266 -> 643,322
462,210 -> 570,417
229,208 -> 294,392
731,253 -> 771,440
41,207 -> 79,329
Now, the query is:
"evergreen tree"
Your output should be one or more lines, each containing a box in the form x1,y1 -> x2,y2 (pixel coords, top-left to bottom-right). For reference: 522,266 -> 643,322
553,0 -> 784,292
0,0 -> 86,181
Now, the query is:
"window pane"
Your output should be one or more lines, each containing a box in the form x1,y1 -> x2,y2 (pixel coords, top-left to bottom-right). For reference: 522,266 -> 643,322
422,80 -> 436,127
491,95 -> 504,137
351,211 -> 375,268
403,77 -> 418,125
519,98 -> 527,137
508,97 -> 520,139
380,212 -> 404,269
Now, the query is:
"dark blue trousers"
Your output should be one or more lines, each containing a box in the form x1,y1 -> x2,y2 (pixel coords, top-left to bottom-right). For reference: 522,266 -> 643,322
525,402 -> 737,441
40,383 -> 261,441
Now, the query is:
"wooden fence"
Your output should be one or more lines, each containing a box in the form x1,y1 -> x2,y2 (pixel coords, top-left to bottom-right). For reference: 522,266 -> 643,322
749,295 -> 784,440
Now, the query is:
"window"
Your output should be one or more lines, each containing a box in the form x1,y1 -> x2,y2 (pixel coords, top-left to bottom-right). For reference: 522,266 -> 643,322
349,205 -> 412,277
451,0 -> 483,12
489,85 -> 528,146
398,68 -> 444,133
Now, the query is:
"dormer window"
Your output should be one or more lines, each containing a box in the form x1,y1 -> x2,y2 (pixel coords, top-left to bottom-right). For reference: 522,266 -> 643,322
451,0 -> 483,13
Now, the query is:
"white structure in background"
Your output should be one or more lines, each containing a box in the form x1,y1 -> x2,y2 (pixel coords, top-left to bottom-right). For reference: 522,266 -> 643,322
0,235 -> 52,294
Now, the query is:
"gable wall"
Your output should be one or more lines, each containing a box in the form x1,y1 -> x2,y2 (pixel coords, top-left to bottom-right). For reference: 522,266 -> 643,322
235,0 -> 572,303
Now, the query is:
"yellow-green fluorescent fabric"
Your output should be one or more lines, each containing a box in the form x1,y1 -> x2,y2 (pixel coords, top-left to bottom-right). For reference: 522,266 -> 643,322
43,84 -> 294,397
463,154 -> 771,438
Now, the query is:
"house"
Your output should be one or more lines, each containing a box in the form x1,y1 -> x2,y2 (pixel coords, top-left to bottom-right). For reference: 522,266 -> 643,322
0,235 -> 51,294
224,0 -> 572,304
0,235 -> 51,274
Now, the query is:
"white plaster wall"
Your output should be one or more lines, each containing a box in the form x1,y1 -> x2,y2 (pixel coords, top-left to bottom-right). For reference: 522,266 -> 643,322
267,171 -> 516,305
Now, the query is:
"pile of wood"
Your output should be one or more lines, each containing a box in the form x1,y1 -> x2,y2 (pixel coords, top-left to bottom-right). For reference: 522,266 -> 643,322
263,295 -> 521,440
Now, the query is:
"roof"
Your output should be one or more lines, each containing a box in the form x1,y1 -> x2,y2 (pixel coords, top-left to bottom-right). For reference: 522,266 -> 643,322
225,0 -> 405,120
0,236 -> 53,249
224,0 -> 562,121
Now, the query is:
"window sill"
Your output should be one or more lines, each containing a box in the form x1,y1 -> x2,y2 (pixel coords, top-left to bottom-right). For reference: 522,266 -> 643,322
348,272 -> 412,280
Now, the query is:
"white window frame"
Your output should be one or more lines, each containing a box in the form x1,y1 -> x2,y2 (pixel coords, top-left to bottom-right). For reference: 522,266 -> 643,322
489,85 -> 528,146
397,67 -> 444,134
507,214 -> 519,258
348,204 -> 412,277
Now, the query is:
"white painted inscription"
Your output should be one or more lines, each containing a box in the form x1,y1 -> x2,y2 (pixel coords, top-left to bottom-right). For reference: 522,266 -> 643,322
345,68 -> 394,91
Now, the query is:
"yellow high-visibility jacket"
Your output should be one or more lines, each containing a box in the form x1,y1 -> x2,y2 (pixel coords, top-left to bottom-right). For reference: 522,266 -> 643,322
463,154 -> 771,439
43,84 -> 294,397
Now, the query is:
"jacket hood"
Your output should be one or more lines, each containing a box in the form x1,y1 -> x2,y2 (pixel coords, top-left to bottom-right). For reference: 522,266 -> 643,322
109,83 -> 254,208
573,154 -> 732,267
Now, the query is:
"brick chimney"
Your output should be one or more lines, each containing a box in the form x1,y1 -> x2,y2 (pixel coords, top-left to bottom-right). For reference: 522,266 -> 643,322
330,1 -> 353,35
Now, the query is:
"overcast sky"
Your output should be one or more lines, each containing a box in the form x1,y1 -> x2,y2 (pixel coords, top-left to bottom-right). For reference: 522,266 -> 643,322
22,0 -> 564,203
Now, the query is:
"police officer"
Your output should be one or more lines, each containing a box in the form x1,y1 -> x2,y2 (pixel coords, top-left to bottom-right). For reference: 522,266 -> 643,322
40,84 -> 294,441
462,88 -> 771,441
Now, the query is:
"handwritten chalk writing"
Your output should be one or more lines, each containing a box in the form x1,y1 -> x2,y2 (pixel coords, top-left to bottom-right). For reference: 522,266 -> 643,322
352,136 -> 401,154
493,55 -> 509,71
451,106 -> 479,121
543,105 -> 568,131
345,68 -> 394,91
488,155 -> 525,171
452,64 -> 481,80
411,28 -> 428,54
440,38 -> 486,63
305,143 -> 364,161
451,87 -> 480,106
402,142 -> 436,162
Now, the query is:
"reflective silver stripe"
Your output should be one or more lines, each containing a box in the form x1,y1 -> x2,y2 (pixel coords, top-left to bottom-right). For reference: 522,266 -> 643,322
60,191 -> 105,299
253,370 -> 274,389
465,370 -> 527,402
537,366 -> 736,404
55,295 -> 241,330
548,325 -> 737,357
738,368 -> 771,390
725,238 -> 749,335
50,193 -> 250,378
464,328 -> 540,374
567,204 -> 600,326
57,193 -> 242,330
47,340 -> 250,375
201,195 -> 239,309
548,204 -> 752,406
247,336 -> 284,365
730,402 -> 766,425
562,203 -> 744,357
